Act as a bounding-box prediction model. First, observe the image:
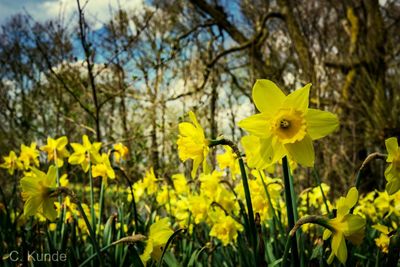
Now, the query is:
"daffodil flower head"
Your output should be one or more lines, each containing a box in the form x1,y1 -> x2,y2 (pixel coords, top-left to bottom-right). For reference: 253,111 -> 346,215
112,142 -> 129,163
372,223 -> 397,254
323,187 -> 366,264
68,135 -> 102,172
238,80 -> 339,167
20,166 -> 58,221
384,137 -> 400,195
171,173 -> 189,194
91,153 -> 116,185
19,142 -> 40,169
40,136 -> 70,167
0,150 -> 22,175
140,218 -> 174,265
209,210 -> 243,246
217,145 -> 240,177
177,111 -> 209,178
142,167 -> 158,195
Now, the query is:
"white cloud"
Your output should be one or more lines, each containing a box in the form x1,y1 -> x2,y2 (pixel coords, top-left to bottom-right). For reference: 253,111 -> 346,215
1,0 -> 144,29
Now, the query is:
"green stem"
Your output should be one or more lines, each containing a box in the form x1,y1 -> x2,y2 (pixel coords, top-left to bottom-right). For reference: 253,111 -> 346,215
88,163 -> 96,236
79,243 -> 114,267
97,177 -> 105,238
238,158 -> 257,247
281,215 -> 335,267
312,169 -> 331,216
74,195 -> 104,266
208,139 -> 257,263
259,171 -> 285,236
282,156 -> 299,265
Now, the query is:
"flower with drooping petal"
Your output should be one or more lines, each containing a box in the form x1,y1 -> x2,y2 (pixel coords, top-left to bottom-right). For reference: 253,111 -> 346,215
323,187 -> 366,264
384,137 -> 400,195
140,218 -> 174,265
92,153 -> 116,185
19,142 -> 40,169
177,111 -> 209,178
68,135 -> 102,172
20,166 -> 58,221
0,151 -> 22,175
238,80 -> 339,167
40,136 -> 70,167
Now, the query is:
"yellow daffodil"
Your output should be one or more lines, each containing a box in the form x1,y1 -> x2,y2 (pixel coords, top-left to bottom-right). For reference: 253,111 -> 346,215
142,167 -> 158,195
0,151 -> 22,174
384,137 -> 400,195
241,135 -> 297,172
209,210 -> 243,246
171,173 -> 189,194
372,223 -> 397,254
217,146 -> 240,177
323,187 -> 366,264
20,166 -> 58,221
68,135 -> 102,172
40,136 -> 70,167
238,80 -> 338,167
188,194 -> 211,224
177,111 -> 209,178
19,142 -> 40,169
92,153 -> 116,185
113,142 -> 129,163
140,218 -> 174,265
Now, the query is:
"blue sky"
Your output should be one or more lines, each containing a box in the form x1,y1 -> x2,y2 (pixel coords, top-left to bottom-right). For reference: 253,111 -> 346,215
0,0 -> 144,28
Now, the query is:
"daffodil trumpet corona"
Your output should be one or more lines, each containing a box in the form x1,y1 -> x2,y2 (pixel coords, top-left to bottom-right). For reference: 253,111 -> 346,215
239,79 -> 339,167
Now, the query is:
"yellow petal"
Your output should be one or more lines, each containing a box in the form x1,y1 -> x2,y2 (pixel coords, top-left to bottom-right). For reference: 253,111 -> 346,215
191,155 -> 202,178
385,137 -> 398,162
43,199 -> 57,221
323,229 -> 332,240
241,135 -> 271,170
283,83 -> 311,113
188,111 -> 202,130
345,187 -> 358,208
259,135 -> 275,164
252,79 -> 285,115
238,113 -> 270,137
332,233 -> 347,264
285,135 -> 314,167
46,166 -> 57,187
372,224 -> 389,235
179,122 -> 197,136
57,136 -> 68,148
24,196 -> 42,217
305,109 -> 339,140
82,135 -> 91,148
386,179 -> 400,195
